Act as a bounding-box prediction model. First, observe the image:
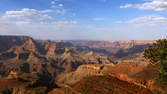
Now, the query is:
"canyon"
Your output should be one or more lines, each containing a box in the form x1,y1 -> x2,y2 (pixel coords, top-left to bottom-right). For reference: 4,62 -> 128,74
0,36 -> 161,94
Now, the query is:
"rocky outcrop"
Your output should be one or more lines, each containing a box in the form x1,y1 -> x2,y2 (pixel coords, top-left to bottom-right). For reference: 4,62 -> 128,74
0,36 -> 161,93
0,36 -> 114,77
56,64 -> 113,86
69,40 -> 155,59
51,75 -> 154,94
72,75 -> 153,94
22,38 -> 38,53
70,40 -> 154,48
56,62 -> 158,91
0,36 -> 30,53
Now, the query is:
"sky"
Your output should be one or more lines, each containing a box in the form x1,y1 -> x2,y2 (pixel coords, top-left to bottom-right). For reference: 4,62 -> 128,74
0,0 -> 167,40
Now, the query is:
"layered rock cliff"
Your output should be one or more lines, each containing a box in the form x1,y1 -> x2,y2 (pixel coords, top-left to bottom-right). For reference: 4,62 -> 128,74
0,36 -> 160,94
0,36 -> 114,77
69,40 -> 154,58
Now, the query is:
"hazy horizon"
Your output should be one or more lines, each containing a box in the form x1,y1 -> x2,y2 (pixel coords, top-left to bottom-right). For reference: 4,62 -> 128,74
0,0 -> 167,40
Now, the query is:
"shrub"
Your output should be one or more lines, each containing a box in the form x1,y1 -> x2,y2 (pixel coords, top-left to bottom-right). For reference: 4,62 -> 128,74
144,39 -> 167,88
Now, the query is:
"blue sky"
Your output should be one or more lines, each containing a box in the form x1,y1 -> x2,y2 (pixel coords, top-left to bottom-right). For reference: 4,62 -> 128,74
0,0 -> 167,40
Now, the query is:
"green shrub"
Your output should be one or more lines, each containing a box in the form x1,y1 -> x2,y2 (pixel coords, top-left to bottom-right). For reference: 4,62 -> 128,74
144,39 -> 167,88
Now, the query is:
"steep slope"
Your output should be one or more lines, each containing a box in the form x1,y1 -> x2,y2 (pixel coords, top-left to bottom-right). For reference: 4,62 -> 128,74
0,36 -> 114,77
70,40 -> 154,49
56,62 -> 159,92
0,36 -> 30,53
69,40 -> 154,59
73,75 -> 153,94
0,36 -> 159,94
56,64 -> 114,86
53,75 -> 153,94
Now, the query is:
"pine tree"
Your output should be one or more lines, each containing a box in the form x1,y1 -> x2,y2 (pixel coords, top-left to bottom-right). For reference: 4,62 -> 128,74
144,39 -> 167,87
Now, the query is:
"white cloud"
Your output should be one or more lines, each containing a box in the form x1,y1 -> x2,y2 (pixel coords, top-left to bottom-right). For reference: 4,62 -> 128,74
40,21 -> 78,25
42,9 -> 66,14
3,8 -> 53,21
0,14 -> 80,39
0,16 -> 26,35
2,8 -> 67,22
92,18 -> 104,21
51,1 -> 56,4
120,0 -> 167,11
51,4 -> 64,8
51,5 -> 57,8
0,15 -> 166,40
120,4 -> 133,8
58,4 -> 64,7
55,9 -> 66,14
41,9 -> 54,13
116,15 -> 167,26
